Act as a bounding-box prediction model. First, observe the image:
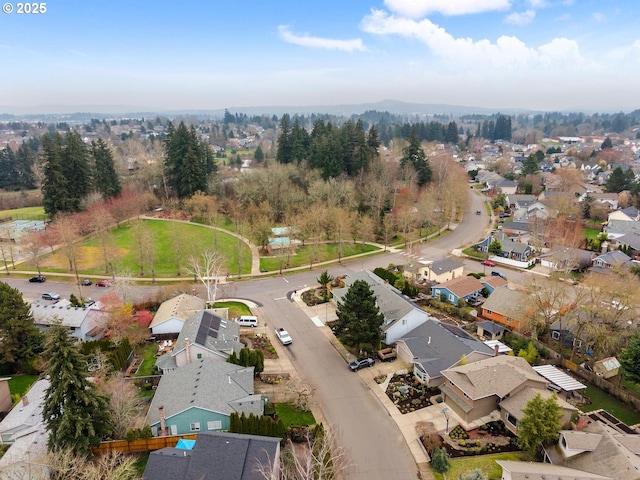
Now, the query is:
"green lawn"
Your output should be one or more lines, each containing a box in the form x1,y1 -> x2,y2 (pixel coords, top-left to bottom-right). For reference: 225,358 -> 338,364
8,374 -> 39,397
134,343 -> 159,377
275,403 -> 316,428
584,228 -> 601,240
433,451 -> 534,480
0,206 -> 46,219
260,242 -> 379,271
213,301 -> 252,318
581,385 -> 640,425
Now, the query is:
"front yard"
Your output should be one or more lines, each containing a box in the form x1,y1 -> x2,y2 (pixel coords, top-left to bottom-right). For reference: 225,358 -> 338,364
432,451 -> 534,480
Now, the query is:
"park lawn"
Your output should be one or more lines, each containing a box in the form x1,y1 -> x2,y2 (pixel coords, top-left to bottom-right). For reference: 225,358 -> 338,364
8,375 -> 39,397
134,343 -> 159,377
35,219 -> 252,277
581,385 -> 640,425
0,206 -> 46,219
275,403 -> 315,428
213,301 -> 252,318
260,243 -> 379,272
432,451 -> 534,480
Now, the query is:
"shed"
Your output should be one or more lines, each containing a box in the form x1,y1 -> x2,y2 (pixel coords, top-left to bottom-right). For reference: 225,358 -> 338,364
593,357 -> 620,379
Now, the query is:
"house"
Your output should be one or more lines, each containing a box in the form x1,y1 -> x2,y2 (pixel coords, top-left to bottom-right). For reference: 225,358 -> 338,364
591,250 -> 632,271
481,287 -> 535,329
496,460 -> 612,480
550,314 -> 585,349
150,294 -> 206,336
475,320 -> 506,341
395,319 -> 494,386
506,194 -> 537,208
513,199 -> 551,221
331,271 -> 429,344
603,218 -> 640,240
404,258 -> 464,284
475,231 -> 534,262
544,420 -> 640,479
479,276 -> 508,295
608,206 -> 640,222
143,431 -> 280,480
431,276 -> 485,305
440,355 -> 576,429
592,193 -> 619,210
0,378 -> 10,413
0,379 -> 50,479
30,299 -> 108,341
593,357 -> 620,379
156,309 -> 242,373
146,358 -> 262,437
614,232 -> 640,256
539,246 -> 595,272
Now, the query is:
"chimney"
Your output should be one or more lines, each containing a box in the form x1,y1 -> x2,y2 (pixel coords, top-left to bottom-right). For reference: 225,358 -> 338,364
185,337 -> 191,365
22,395 -> 29,406
494,344 -> 500,357
159,406 -> 167,436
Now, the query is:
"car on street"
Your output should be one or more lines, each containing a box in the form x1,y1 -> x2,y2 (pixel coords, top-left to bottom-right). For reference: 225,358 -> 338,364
476,210 -> 481,215
481,260 -> 496,267
491,270 -> 507,279
29,275 -> 46,283
79,279 -> 93,286
95,280 -> 111,287
42,292 -> 60,301
349,356 -> 375,371
275,327 -> 292,345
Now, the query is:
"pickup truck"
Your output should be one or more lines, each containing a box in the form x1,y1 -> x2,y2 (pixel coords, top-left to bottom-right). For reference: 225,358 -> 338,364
377,347 -> 397,362
275,327 -> 292,345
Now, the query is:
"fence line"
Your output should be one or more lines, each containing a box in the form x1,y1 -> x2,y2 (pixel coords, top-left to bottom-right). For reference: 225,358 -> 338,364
92,433 -> 198,454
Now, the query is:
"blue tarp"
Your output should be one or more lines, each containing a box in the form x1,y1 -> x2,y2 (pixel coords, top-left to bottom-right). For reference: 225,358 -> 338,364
175,439 -> 196,450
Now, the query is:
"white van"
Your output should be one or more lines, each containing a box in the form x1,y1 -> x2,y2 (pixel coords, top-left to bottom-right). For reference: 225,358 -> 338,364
237,315 -> 258,327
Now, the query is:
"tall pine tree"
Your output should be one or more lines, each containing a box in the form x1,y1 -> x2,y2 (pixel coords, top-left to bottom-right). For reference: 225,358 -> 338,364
92,138 -> 122,199
41,133 -> 70,216
401,127 -> 432,186
43,323 -> 112,457
63,130 -> 92,211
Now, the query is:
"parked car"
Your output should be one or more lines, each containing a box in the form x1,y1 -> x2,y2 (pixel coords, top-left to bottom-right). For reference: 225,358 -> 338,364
95,280 -> 111,287
481,260 -> 496,267
275,327 -> 292,345
79,279 -> 92,286
476,210 -> 481,215
349,356 -> 375,371
491,270 -> 507,279
42,292 -> 60,301
29,275 -> 46,283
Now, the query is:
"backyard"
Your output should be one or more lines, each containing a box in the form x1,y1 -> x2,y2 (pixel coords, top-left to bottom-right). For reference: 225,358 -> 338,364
581,384 -> 640,426
8,375 -> 39,398
432,451 -> 534,480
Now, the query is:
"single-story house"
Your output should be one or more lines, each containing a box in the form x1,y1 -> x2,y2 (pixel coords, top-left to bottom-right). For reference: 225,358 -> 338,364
150,294 -> 206,336
591,250 -> 632,270
332,271 -> 430,344
30,299 -> 108,341
539,246 -> 595,272
592,193 -> 619,210
440,356 -> 575,430
143,431 -> 280,480
404,258 -> 465,284
479,276 -> 508,295
475,232 -> 534,262
475,320 -> 506,341
431,276 -> 485,305
156,309 -> 242,373
608,206 -> 640,222
146,358 -> 262,437
506,194 -> 537,208
0,379 -> 50,479
395,319 -> 494,386
603,219 -> 640,240
615,232 -> 640,256
481,287 -> 535,330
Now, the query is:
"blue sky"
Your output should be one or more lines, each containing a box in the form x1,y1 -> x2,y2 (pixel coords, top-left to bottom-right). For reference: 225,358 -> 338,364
1,0 -> 639,113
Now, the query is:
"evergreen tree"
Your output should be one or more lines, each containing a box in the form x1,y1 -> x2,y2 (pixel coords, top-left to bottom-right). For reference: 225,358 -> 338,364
401,127 -> 431,186
605,166 -> 635,193
601,136 -> 613,149
91,138 -> 122,199
276,114 -> 293,164
63,130 -> 92,211
619,334 -> 640,383
330,279 -> 385,352
445,121 -> 459,144
521,154 -> 540,176
254,145 -> 264,162
41,133 -> 71,216
430,446 -> 450,474
0,281 -> 43,373
517,393 -> 562,452
43,323 -> 112,457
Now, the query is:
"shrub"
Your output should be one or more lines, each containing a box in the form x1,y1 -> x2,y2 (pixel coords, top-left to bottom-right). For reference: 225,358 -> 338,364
458,439 -> 466,447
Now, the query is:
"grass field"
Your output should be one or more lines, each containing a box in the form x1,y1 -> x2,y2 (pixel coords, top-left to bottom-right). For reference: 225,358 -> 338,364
0,206 -> 46,219
8,375 -> 39,397
213,301 -> 252,318
581,384 -> 640,425
584,228 -> 601,240
274,403 -> 316,428
34,219 -> 253,277
260,243 -> 379,271
432,451 -> 534,480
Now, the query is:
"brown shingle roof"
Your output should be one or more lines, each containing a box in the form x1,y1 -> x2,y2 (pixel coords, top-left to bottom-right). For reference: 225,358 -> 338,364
482,287 -> 534,321
436,276 -> 484,297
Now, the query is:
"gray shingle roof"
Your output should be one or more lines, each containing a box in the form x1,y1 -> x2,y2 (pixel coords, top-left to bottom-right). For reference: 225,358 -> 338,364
616,232 -> 640,250
177,309 -> 242,355
399,319 -> 493,378
604,219 -> 640,237
146,358 -> 261,427
500,386 -> 575,420
482,288 -> 534,322
496,460 -> 612,480
475,320 -> 506,335
428,258 -> 464,275
143,432 -> 280,480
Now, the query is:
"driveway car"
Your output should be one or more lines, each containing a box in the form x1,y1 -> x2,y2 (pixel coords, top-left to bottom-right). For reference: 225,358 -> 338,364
349,357 -> 375,371
79,279 -> 93,286
29,275 -> 46,283
275,327 -> 292,345
491,270 -> 507,279
95,280 -> 111,287
481,260 -> 496,267
42,292 -> 61,301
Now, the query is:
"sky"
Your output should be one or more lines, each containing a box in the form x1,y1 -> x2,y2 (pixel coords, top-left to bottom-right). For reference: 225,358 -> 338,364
1,0 -> 640,113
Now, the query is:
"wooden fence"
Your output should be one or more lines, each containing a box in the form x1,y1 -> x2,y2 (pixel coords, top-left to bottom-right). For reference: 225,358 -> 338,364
92,434 -> 198,454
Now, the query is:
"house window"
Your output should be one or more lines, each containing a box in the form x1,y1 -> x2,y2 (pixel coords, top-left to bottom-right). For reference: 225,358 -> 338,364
434,289 -> 440,297
448,294 -> 454,302
197,353 -> 203,359
170,425 -> 178,435
207,420 -> 222,430
506,413 -> 518,429
485,310 -> 493,315
551,331 -> 560,341
151,426 -> 158,436
190,422 -> 201,432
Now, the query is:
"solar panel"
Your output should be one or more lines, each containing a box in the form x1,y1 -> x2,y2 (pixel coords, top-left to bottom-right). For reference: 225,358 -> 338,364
195,311 -> 223,345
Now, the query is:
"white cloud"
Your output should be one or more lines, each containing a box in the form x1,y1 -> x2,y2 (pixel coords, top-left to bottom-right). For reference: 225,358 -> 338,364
383,0 -> 511,18
505,9 -> 536,25
278,25 -> 366,52
592,12 -> 605,23
527,0 -> 547,7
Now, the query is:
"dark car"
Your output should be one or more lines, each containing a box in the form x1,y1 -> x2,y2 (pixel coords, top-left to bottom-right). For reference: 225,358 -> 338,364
476,210 -> 481,215
79,279 -> 92,286
29,275 -> 46,283
95,280 -> 111,287
491,270 -> 507,280
349,357 -> 375,371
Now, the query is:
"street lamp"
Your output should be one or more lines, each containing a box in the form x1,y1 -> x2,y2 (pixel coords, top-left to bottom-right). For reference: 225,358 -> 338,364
441,407 -> 450,434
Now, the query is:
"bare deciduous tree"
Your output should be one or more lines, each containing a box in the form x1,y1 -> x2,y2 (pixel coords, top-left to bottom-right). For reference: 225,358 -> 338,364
98,377 -> 145,440
186,248 -> 224,307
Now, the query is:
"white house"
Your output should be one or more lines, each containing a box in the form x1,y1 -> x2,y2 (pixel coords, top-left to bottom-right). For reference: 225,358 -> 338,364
30,299 -> 108,341
150,294 -> 206,336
